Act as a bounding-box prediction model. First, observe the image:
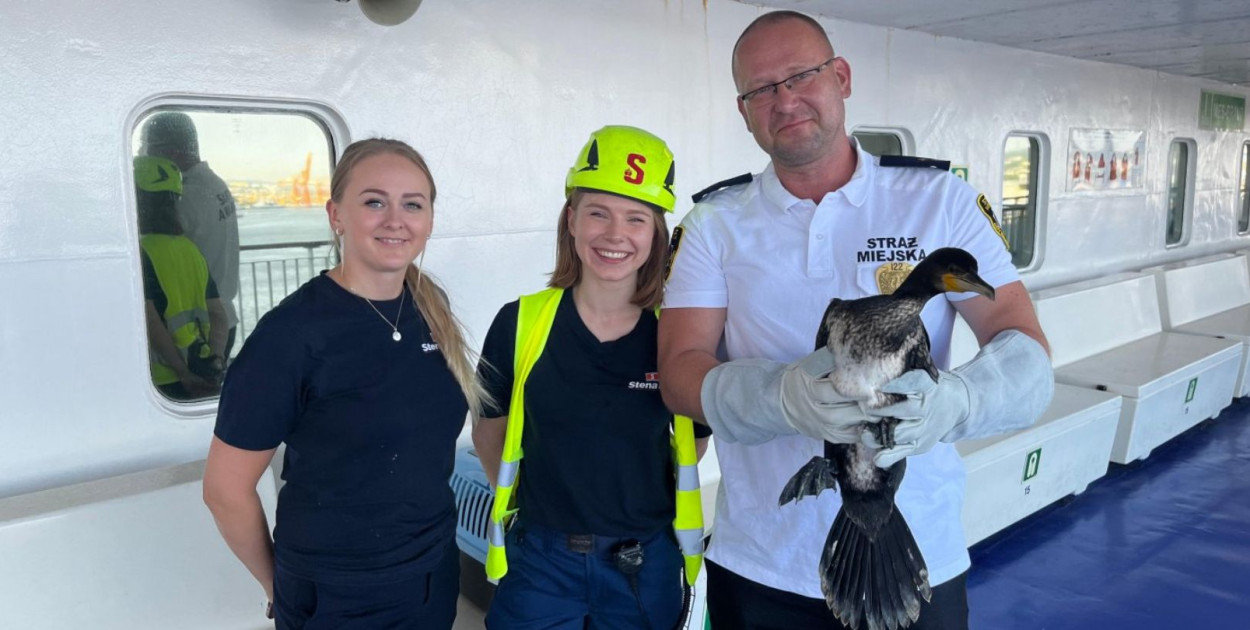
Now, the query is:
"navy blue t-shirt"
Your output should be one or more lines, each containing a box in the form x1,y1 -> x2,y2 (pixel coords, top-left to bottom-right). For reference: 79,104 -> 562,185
478,290 -> 711,537
215,273 -> 468,584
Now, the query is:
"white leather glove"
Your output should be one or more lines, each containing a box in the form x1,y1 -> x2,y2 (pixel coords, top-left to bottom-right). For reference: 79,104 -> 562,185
862,329 -> 1054,468
861,370 -> 968,468
778,348 -> 874,443
701,347 -> 868,445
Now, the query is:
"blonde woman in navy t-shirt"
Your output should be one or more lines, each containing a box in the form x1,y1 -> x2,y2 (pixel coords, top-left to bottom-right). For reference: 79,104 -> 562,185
204,138 -> 489,628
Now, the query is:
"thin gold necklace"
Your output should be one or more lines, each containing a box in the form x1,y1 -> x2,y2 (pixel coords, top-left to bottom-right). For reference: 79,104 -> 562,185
339,270 -> 404,342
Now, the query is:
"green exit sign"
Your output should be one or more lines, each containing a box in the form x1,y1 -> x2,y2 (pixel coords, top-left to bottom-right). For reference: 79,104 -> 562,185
950,165 -> 969,181
1199,91 -> 1245,131
1023,448 -> 1042,481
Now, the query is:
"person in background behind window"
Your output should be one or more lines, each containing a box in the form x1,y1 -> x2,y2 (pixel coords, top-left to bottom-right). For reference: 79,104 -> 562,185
135,156 -> 228,401
204,138 -> 488,629
141,111 -> 241,356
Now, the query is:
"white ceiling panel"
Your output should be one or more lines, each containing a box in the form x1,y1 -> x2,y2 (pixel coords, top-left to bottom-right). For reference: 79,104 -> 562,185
1096,42 -> 1250,68
738,0 -> 1250,86
1030,17 -> 1250,56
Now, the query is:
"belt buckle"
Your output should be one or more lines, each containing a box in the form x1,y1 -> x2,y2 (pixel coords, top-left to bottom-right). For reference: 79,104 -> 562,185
566,534 -> 594,554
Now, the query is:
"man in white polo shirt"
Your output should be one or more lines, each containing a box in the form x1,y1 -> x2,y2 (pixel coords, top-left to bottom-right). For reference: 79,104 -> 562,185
658,10 -> 1053,629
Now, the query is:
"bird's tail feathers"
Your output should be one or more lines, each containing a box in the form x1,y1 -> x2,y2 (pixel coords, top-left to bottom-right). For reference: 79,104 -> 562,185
819,505 -> 932,630
778,456 -> 838,506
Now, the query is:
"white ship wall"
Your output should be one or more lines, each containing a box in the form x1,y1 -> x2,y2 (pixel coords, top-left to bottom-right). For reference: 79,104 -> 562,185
1,0 -> 1249,498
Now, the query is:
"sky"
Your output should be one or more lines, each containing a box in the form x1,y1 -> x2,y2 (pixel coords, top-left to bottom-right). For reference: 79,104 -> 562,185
131,109 -> 334,183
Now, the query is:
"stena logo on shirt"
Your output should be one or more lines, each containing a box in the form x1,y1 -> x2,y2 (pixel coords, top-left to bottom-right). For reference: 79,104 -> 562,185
628,372 -> 660,390
421,342 -> 440,353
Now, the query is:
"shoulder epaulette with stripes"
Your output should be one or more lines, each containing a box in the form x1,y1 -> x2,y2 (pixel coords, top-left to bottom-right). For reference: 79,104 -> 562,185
879,155 -> 952,171
691,173 -> 753,203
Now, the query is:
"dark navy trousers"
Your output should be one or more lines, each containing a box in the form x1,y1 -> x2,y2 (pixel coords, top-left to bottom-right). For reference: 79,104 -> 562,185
706,560 -> 969,630
486,522 -> 685,630
272,539 -> 460,629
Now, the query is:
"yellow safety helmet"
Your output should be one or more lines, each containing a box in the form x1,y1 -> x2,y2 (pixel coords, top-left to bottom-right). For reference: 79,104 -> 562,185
133,156 -> 183,196
565,125 -> 676,213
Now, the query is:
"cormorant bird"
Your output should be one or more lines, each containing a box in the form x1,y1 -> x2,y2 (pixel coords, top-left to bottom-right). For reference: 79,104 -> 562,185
778,247 -> 996,630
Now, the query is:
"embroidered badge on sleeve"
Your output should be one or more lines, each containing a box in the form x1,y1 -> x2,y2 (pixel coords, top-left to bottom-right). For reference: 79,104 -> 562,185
977,194 -> 1010,249
664,225 -> 684,283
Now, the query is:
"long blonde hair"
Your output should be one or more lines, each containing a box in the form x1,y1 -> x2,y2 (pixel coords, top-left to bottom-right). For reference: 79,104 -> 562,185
330,138 -> 492,419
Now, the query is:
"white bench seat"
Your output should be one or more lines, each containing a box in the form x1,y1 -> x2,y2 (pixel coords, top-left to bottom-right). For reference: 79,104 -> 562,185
1146,254 -> 1250,398
1054,331 -> 1240,462
0,461 -> 277,630
1034,272 -> 1241,464
950,318 -> 1121,545
957,383 -> 1121,546
1174,307 -> 1250,397
1055,331 -> 1240,398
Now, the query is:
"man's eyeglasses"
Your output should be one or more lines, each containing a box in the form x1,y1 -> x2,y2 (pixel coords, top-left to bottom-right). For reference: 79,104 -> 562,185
738,57 -> 837,106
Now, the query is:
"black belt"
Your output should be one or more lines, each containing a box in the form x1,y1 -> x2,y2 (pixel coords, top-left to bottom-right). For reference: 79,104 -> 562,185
565,533 -> 626,554
517,522 -> 655,555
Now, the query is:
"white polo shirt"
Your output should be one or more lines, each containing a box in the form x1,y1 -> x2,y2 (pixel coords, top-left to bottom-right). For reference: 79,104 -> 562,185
664,142 -> 1018,598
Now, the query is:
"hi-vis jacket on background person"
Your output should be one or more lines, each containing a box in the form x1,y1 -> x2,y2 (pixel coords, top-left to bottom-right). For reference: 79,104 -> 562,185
133,155 -> 226,399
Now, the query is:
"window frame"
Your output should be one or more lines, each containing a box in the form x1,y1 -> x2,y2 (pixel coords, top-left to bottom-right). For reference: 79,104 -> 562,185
1163,137 -> 1196,249
850,126 -> 915,157
125,94 -> 349,413
999,131 -> 1050,272
1237,140 -> 1250,236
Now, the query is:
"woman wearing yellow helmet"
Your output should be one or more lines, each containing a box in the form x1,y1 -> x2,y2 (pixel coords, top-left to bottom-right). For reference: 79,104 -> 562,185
473,126 -> 710,629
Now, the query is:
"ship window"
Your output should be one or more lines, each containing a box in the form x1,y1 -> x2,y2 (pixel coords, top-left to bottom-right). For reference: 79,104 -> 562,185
1165,139 -> 1195,247
1000,133 -> 1047,269
852,128 -> 909,156
1238,142 -> 1250,235
131,106 -> 336,402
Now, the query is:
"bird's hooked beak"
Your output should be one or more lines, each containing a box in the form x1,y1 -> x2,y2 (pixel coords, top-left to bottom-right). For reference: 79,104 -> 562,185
942,272 -> 996,300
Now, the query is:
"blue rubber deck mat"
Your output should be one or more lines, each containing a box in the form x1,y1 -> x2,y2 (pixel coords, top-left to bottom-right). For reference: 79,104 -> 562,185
967,397 -> 1250,629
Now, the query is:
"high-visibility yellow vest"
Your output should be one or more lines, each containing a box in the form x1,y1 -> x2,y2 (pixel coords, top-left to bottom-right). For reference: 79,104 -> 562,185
485,288 -> 704,586
140,234 -> 213,385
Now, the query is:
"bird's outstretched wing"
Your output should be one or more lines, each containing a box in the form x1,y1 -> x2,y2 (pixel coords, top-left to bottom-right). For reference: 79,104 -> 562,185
814,298 -> 845,351
904,324 -> 940,382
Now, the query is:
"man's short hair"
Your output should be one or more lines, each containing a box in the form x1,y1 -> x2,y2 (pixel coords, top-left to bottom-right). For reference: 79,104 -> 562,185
141,112 -> 200,157
732,10 -> 834,77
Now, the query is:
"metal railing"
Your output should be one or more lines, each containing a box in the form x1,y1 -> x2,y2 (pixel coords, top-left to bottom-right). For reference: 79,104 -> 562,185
235,240 -> 337,350
1000,196 -> 1033,268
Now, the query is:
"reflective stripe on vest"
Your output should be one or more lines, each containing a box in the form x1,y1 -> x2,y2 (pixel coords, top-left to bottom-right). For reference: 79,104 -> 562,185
140,234 -> 212,385
484,288 -> 561,583
672,412 -> 705,586
484,287 -> 704,586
